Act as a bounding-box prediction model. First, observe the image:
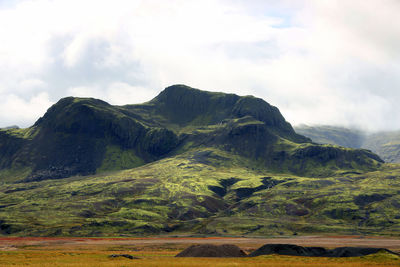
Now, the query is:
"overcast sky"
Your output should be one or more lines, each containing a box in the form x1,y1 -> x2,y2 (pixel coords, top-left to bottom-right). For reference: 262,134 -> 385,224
0,0 -> 399,131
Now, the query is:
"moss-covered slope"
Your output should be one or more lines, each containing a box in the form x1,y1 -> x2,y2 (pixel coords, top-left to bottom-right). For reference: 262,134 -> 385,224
0,148 -> 397,236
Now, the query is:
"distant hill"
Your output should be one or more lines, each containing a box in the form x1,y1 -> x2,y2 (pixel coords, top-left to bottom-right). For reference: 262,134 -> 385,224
362,131 -> 400,163
295,125 -> 400,163
294,125 -> 365,148
0,125 -> 19,130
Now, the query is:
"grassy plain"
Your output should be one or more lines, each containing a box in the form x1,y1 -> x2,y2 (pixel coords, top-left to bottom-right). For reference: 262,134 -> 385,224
1,236 -> 400,266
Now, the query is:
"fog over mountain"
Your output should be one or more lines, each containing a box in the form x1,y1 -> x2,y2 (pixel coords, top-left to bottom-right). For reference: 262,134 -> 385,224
295,124 -> 400,163
1,0 -> 400,131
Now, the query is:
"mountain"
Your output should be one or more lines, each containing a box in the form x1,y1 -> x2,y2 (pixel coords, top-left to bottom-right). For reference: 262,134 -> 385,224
295,125 -> 400,163
1,84 -> 395,237
0,85 -> 382,182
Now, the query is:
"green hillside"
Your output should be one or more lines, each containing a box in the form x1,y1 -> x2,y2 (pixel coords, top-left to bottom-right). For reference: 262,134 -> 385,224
0,84 -> 396,237
0,147 -> 398,236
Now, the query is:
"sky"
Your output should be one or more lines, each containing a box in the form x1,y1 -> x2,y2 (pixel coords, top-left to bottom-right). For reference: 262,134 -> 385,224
0,0 -> 399,131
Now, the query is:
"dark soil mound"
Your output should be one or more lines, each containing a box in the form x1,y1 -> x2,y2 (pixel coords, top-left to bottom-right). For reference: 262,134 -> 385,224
249,244 -> 328,257
109,254 -> 139,259
175,244 -> 247,257
327,247 -> 396,257
249,244 -> 399,257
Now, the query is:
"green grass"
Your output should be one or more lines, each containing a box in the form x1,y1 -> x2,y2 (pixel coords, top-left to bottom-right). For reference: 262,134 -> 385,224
0,166 -> 32,183
97,145 -> 145,173
0,127 -> 39,140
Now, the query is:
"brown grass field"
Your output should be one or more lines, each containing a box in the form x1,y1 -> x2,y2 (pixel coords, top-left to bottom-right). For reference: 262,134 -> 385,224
1,236 -> 400,266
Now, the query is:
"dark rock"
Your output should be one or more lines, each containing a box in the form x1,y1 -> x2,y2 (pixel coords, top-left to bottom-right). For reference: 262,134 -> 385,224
354,194 -> 392,207
0,220 -> 21,235
208,185 -> 226,197
248,244 -> 400,257
209,177 -> 241,198
249,244 -> 327,257
327,247 -> 393,257
235,177 -> 283,199
175,244 -> 247,257
109,254 -> 139,259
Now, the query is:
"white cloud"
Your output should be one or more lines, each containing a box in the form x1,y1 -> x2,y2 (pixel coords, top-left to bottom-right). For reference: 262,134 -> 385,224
106,82 -> 156,105
67,82 -> 156,105
67,85 -> 99,98
0,92 -> 53,128
0,0 -> 400,131
16,79 -> 47,94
